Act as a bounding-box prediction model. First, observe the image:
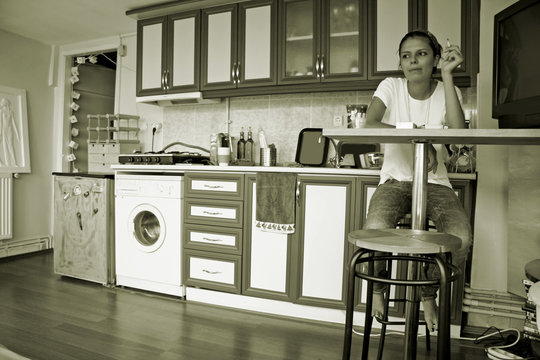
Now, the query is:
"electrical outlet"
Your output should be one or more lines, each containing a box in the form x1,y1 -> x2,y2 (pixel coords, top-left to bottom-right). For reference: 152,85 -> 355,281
333,115 -> 343,127
151,122 -> 162,133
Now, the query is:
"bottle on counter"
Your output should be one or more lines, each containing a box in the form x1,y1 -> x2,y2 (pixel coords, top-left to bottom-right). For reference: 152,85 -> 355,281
245,127 -> 255,163
209,133 -> 218,165
237,127 -> 246,160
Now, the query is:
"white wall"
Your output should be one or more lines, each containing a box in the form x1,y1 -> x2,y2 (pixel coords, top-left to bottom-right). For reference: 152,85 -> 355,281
0,29 -> 54,243
471,0 -> 540,298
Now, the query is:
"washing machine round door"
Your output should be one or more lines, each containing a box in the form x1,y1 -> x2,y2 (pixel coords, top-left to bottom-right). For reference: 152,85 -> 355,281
128,204 -> 166,253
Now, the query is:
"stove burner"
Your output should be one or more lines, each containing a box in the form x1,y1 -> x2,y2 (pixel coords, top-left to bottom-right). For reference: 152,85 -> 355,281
118,151 -> 210,165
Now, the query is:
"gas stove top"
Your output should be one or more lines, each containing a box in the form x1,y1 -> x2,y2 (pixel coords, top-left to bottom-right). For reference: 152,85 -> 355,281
118,151 -> 211,165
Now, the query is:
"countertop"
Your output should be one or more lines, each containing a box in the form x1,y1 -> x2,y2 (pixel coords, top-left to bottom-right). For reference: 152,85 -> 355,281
111,164 -> 476,180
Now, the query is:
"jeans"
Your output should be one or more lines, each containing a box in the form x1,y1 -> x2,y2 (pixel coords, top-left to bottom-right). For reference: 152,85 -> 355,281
363,180 -> 472,300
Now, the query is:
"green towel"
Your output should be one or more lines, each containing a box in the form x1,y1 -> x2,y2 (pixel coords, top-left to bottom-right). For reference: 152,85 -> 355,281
256,172 -> 297,234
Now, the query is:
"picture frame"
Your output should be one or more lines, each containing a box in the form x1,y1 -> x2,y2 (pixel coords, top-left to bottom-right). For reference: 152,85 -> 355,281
0,85 -> 31,173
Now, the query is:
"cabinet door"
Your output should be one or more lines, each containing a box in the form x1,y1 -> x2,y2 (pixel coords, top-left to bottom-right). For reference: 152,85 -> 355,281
426,0 -> 477,82
368,0 -> 411,79
201,4 -> 237,90
242,175 -> 291,301
237,0 -> 277,87
294,175 -> 356,308
167,11 -> 200,93
321,0 -> 367,81
278,0 -> 320,84
136,17 -> 167,96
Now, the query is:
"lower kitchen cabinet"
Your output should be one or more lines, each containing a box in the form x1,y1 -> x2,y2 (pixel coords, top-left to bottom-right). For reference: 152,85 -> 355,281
183,249 -> 242,294
182,171 -> 476,322
242,174 -> 292,301
183,172 -> 244,294
292,175 -> 356,308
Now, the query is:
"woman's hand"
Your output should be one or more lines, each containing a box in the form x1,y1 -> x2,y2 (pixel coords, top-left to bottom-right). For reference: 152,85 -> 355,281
427,144 -> 438,174
440,42 -> 463,76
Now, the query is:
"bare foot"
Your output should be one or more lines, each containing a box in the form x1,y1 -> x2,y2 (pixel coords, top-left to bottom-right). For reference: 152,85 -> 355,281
422,298 -> 439,332
372,292 -> 385,318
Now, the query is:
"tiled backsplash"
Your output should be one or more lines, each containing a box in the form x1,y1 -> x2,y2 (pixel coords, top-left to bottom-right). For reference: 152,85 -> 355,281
161,87 -> 477,166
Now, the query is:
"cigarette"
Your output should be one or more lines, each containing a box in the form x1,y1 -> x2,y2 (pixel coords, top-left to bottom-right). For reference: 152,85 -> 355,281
446,38 -> 451,47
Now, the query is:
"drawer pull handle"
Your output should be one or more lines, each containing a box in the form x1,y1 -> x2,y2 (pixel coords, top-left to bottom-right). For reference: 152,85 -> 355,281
202,269 -> 221,275
204,184 -> 224,189
203,237 -> 223,242
203,210 -> 223,216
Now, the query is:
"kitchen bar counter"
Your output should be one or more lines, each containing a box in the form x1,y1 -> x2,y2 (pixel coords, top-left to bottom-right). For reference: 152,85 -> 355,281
111,164 -> 476,179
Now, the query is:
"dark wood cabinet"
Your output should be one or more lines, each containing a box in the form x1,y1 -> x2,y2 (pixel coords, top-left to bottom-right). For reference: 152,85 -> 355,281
278,0 -> 368,85
367,0 -> 479,87
201,0 -> 277,90
136,10 -> 200,97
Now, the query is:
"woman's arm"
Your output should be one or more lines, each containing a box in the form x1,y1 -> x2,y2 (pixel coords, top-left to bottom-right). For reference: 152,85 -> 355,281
440,44 -> 465,128
365,97 -> 394,128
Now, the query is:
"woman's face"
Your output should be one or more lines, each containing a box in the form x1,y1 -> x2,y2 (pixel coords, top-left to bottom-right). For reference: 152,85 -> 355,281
399,36 -> 439,81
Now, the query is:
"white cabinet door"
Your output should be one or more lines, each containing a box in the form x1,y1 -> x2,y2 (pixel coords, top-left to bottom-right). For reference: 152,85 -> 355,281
296,175 -> 355,305
139,18 -> 165,93
169,12 -> 199,90
244,181 -> 289,296
374,0 -> 408,73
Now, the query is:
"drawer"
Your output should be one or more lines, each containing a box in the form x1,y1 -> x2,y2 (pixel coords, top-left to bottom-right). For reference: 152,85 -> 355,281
183,250 -> 241,294
185,172 -> 244,200
184,223 -> 242,255
184,198 -> 243,228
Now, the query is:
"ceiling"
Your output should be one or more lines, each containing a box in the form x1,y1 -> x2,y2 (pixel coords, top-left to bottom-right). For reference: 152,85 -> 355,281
0,0 -> 171,45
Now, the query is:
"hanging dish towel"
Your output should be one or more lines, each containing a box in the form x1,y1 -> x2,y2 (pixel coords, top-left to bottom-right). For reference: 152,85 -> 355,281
256,172 -> 297,234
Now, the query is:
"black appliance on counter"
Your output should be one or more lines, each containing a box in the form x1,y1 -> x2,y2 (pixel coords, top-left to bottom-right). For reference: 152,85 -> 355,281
118,151 -> 210,165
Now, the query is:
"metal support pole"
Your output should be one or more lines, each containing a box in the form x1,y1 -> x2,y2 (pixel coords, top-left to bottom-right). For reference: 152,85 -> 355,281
403,141 -> 429,359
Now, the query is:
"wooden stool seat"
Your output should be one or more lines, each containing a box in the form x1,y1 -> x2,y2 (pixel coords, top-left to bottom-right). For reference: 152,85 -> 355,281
348,229 -> 462,254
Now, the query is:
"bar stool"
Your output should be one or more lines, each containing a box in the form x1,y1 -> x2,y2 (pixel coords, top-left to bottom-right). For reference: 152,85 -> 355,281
342,229 -> 461,360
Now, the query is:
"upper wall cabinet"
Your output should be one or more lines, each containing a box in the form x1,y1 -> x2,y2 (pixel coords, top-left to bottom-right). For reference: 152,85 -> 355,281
278,0 -> 367,85
136,11 -> 201,97
368,0 -> 478,85
201,0 -> 277,91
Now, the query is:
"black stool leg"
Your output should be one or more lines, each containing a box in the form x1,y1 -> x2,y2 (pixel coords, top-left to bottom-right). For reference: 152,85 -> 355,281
434,254 -> 451,360
343,249 -> 366,360
376,258 -> 392,360
361,252 -> 375,360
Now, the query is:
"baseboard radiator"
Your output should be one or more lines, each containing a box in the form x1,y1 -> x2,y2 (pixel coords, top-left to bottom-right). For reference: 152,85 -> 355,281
462,286 -> 525,320
0,174 -> 13,240
0,236 -> 52,259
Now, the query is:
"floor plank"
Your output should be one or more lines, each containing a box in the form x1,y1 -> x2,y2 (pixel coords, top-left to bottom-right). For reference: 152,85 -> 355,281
0,251 -> 489,359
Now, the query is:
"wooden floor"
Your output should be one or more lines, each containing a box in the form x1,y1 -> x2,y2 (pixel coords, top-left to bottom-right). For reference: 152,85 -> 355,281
0,251 -> 488,360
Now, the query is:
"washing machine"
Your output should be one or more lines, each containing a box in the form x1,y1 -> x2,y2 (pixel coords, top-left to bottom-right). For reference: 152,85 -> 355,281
115,174 -> 184,296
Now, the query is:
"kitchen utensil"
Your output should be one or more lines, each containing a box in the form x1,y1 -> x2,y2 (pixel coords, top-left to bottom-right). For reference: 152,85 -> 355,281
295,128 -> 329,166
346,104 -> 368,128
260,146 -> 277,166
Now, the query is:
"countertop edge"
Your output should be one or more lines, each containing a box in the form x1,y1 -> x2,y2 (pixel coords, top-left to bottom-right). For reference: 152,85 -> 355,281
111,164 -> 477,180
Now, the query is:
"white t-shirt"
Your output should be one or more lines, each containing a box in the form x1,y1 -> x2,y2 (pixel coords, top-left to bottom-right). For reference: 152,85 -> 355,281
373,77 -> 463,188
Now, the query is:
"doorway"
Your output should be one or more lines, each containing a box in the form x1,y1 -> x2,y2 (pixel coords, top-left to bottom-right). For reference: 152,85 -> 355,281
67,52 -> 116,173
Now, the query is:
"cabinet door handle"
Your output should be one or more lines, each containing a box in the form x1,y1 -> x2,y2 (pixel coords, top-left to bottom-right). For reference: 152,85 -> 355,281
202,269 -> 221,275
203,184 -> 224,189
165,70 -> 170,90
315,57 -> 320,78
161,70 -> 166,89
203,237 -> 223,242
235,62 -> 240,84
232,63 -> 237,84
320,56 -> 325,78
203,210 -> 223,216
295,180 -> 301,204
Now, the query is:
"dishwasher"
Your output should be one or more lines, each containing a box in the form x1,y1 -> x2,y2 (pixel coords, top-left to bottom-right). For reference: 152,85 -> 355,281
52,173 -> 114,285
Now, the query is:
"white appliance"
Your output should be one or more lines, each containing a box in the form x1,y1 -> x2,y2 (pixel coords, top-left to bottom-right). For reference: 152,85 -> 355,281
115,174 -> 184,296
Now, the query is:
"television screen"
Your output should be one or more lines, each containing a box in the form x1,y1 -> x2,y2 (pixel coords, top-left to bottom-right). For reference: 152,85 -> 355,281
493,0 -> 540,128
